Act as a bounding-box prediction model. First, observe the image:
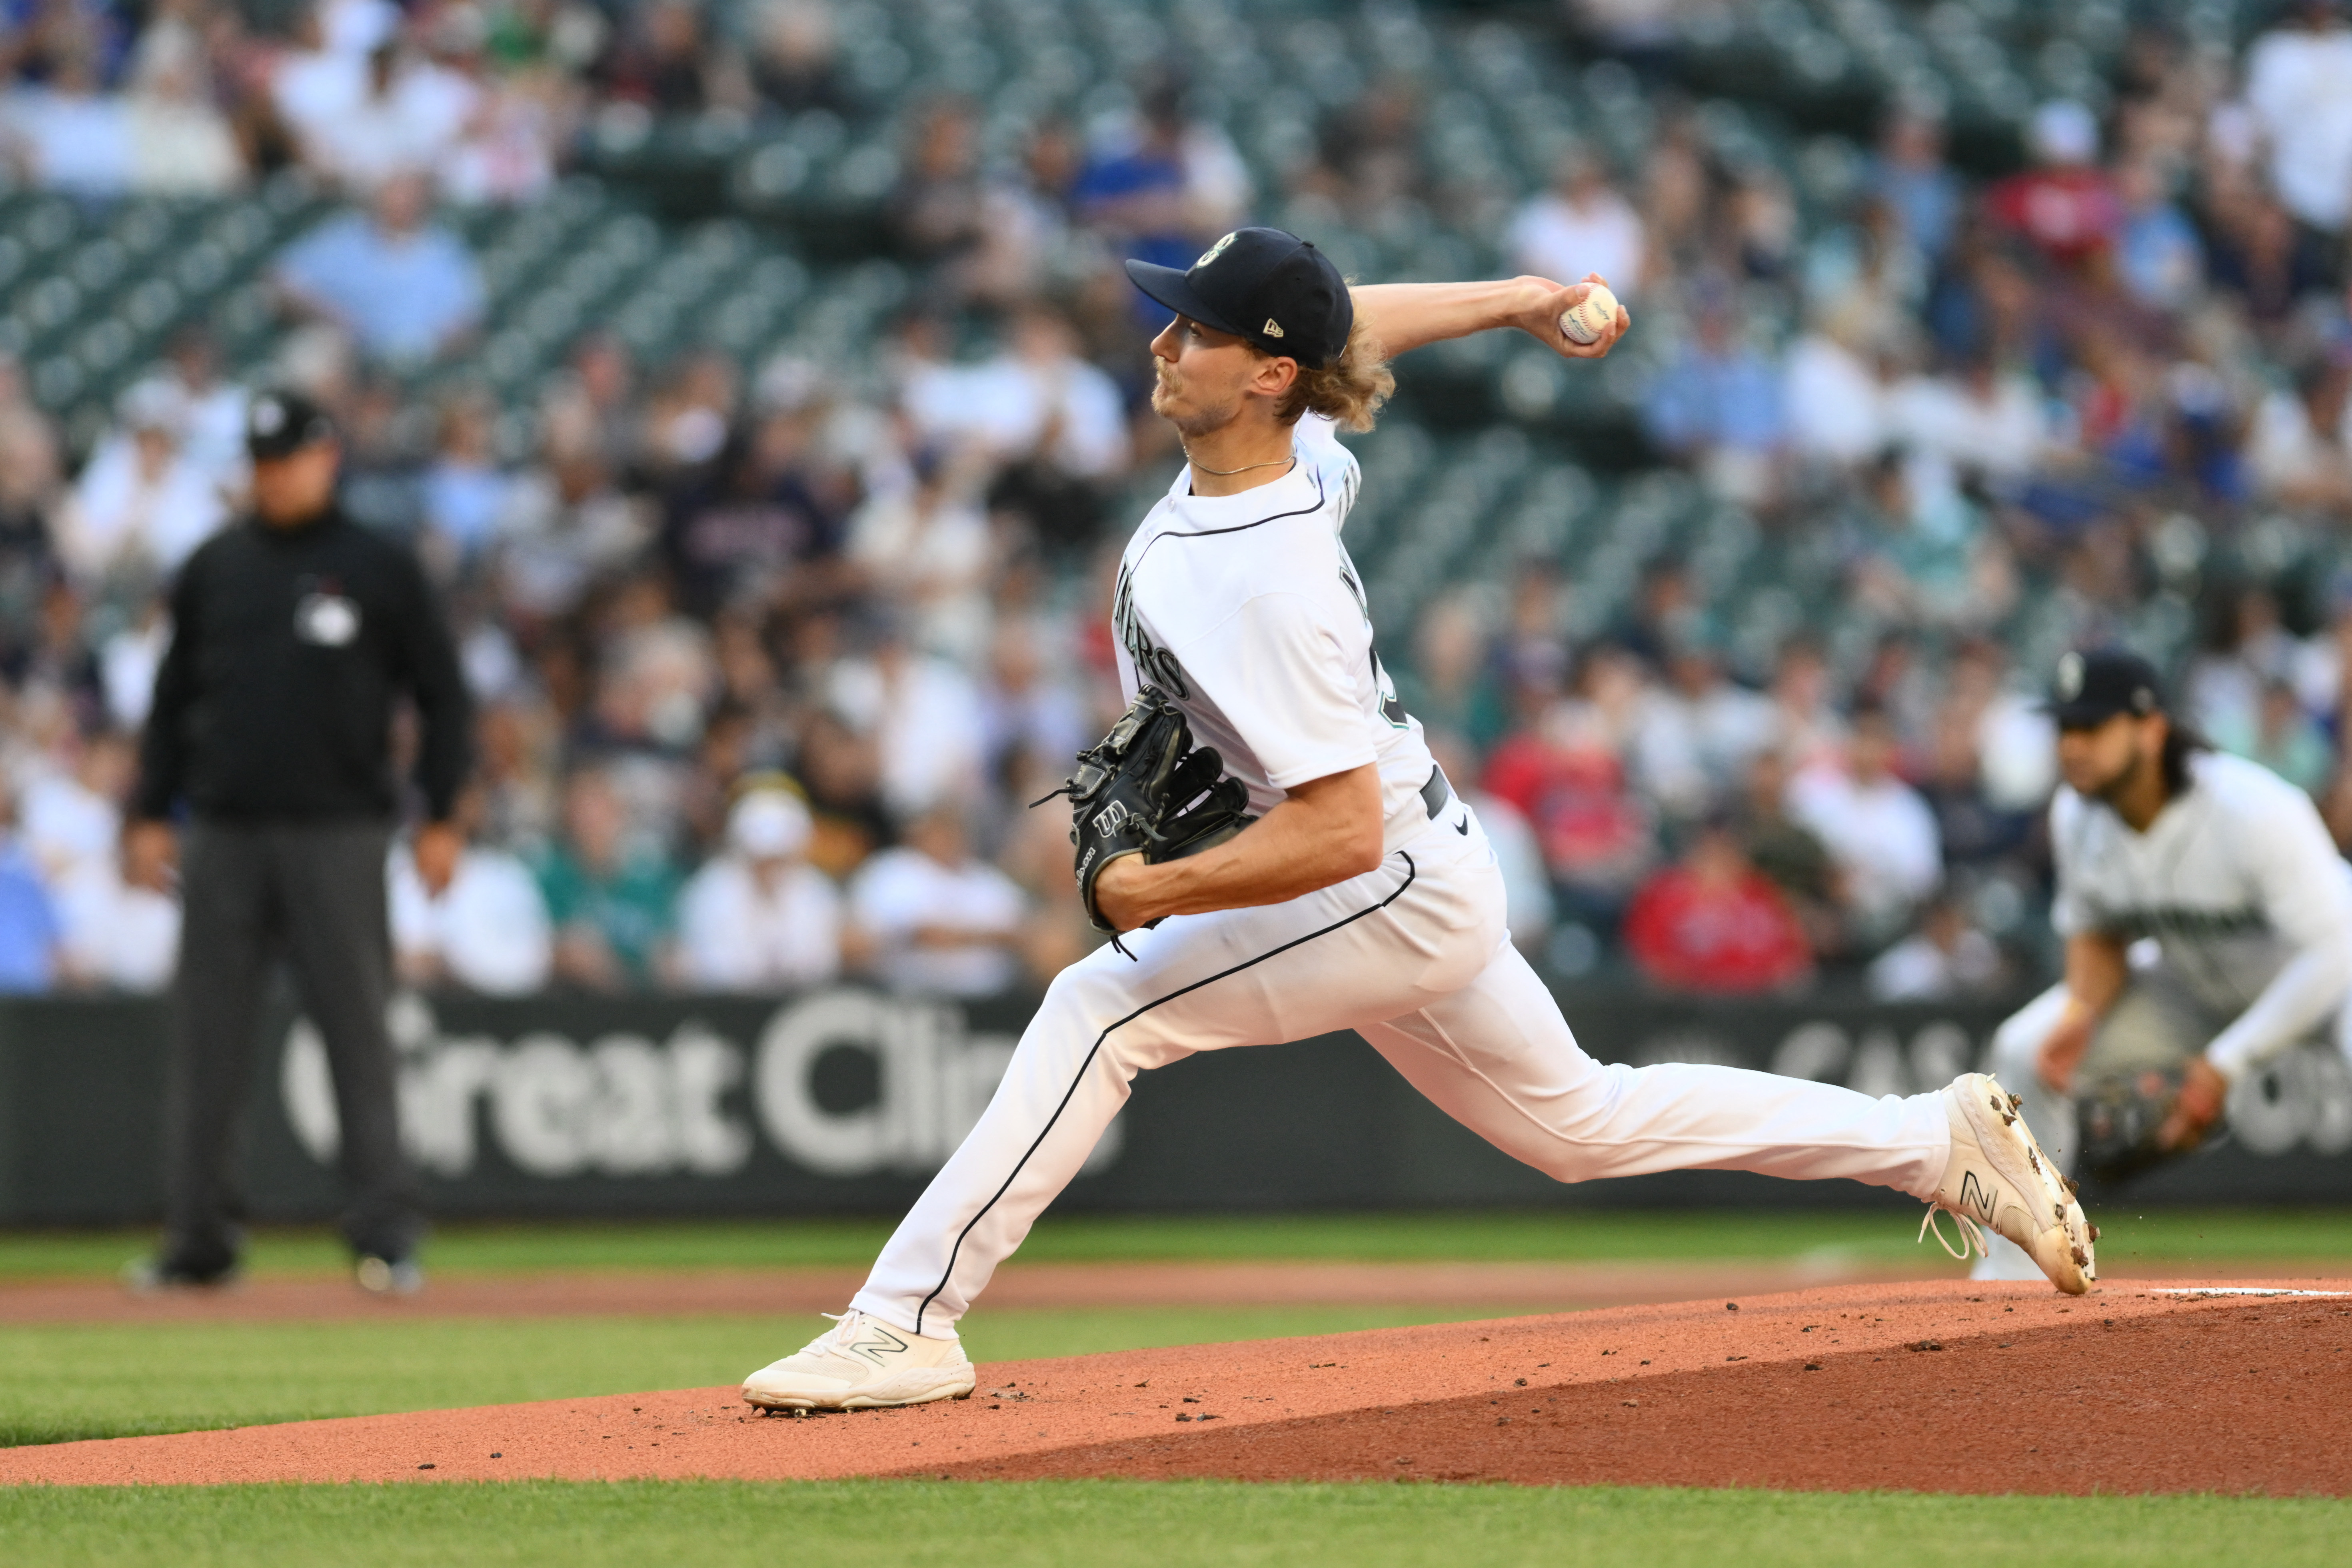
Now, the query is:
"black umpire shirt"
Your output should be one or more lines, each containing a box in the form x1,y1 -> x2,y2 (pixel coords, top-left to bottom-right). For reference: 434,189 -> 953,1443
134,506 -> 472,824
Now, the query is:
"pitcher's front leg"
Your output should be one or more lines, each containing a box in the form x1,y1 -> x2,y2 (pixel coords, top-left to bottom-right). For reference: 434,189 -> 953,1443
851,944 -> 1183,1337
851,856 -> 1438,1336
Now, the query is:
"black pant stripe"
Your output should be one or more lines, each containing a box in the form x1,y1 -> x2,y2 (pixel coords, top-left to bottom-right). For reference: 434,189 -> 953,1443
913,851 -> 1420,1336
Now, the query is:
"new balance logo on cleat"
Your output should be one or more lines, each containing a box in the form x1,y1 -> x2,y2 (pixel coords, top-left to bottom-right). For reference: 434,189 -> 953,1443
1958,1169 -> 1998,1222
840,1322 -> 910,1368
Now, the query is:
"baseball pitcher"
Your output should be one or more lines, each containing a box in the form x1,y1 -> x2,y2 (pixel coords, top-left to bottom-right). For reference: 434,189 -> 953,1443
1975,647 -> 2352,1280
744,230 -> 2096,1412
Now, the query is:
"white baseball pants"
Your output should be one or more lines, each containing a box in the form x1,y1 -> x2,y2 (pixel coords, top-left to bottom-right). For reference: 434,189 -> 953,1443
853,807 -> 1954,1337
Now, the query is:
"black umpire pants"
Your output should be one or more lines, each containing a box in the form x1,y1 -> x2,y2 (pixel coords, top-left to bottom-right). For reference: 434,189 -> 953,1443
162,819 -> 421,1270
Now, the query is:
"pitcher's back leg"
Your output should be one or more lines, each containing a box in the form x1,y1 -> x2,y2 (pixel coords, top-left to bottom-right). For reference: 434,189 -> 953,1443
1357,938 -> 1949,1196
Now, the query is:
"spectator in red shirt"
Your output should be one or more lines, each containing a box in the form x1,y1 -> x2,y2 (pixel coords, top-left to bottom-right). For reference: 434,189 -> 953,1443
1481,706 -> 1656,927
1983,100 -> 2120,268
1623,820 -> 1814,995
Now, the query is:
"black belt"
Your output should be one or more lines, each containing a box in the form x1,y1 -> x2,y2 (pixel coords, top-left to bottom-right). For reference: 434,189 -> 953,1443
1420,763 -> 1453,821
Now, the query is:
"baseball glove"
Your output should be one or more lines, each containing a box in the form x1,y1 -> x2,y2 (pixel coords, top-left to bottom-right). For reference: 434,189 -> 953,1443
1037,686 -> 1252,936
2075,1063 -> 2217,1184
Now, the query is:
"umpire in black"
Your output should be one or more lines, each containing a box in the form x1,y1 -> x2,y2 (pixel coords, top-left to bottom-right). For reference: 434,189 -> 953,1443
125,389 -> 472,1292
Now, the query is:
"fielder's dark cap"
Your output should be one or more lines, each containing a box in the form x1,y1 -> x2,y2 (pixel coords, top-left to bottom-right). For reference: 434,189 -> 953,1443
1125,227 -> 1352,368
244,388 -> 335,461
2044,647 -> 2165,727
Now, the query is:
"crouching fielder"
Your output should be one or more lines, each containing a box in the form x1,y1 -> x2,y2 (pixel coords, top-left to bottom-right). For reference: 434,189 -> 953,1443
1976,648 -> 2352,1280
743,230 -> 2096,1412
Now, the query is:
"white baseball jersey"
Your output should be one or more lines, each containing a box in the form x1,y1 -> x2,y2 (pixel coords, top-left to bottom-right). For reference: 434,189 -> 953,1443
2050,749 -> 2352,1077
1110,415 -> 1437,844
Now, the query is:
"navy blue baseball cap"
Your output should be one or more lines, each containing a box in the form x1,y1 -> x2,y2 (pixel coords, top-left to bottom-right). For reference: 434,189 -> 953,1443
2044,647 -> 2165,727
1125,227 -> 1353,368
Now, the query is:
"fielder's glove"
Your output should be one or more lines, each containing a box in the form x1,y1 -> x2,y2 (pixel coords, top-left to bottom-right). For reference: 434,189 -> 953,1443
1038,686 -> 1252,937
2076,1064 -> 2220,1184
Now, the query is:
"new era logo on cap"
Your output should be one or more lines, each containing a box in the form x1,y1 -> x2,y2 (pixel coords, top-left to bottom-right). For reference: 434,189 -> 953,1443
1263,319 -> 1285,338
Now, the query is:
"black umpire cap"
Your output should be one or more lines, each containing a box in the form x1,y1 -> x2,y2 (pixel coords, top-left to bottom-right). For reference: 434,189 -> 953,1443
2044,647 -> 2165,727
1125,227 -> 1353,368
244,388 -> 336,461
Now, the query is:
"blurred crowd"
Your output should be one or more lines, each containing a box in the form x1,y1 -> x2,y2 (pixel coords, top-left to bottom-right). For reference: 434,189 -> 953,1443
0,281 -> 1157,998
1486,3 -> 2352,997
10,2 -> 2352,1004
0,0 -> 869,202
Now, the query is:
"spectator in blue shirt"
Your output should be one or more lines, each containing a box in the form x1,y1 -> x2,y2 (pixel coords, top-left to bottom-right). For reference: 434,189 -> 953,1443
0,780 -> 59,992
1869,108 -> 1962,264
271,171 -> 486,366
418,390 -> 510,571
2114,159 -> 2205,310
1642,298 -> 1787,503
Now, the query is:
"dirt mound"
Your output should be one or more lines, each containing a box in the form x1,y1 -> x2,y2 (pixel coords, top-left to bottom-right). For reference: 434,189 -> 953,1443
5,1279 -> 2347,1494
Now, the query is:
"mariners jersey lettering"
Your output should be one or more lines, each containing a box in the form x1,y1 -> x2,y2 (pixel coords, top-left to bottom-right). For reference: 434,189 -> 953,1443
2050,749 -> 2352,1017
1111,413 -> 1433,841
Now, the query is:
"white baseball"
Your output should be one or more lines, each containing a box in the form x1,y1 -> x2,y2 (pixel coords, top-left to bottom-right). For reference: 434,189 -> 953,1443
1559,284 -> 1621,346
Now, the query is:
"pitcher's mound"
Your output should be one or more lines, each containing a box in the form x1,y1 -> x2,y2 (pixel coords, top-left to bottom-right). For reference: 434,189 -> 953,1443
6,1280 -> 2347,1494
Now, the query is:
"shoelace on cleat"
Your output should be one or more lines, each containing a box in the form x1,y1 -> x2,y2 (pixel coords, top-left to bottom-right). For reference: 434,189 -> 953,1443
795,1310 -> 857,1357
1917,1204 -> 1988,1262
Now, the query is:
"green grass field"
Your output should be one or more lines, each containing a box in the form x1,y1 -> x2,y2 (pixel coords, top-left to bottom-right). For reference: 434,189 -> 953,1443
4,1480 -> 2346,1568
6,1210 -> 2348,1565
7,1204 -> 2348,1281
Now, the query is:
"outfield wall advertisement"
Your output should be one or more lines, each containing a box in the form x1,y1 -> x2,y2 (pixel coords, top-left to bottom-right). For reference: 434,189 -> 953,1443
2,985 -> 2348,1225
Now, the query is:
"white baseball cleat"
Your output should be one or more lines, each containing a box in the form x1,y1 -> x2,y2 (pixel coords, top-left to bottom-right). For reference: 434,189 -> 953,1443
741,1310 -> 976,1412
1920,1073 -> 2098,1295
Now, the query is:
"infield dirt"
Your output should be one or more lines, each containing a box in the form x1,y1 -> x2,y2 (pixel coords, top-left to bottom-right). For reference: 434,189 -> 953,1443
5,1278 -> 2347,1494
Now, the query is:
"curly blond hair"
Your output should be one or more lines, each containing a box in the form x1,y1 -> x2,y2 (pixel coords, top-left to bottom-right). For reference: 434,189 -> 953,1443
1261,318 -> 1394,432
